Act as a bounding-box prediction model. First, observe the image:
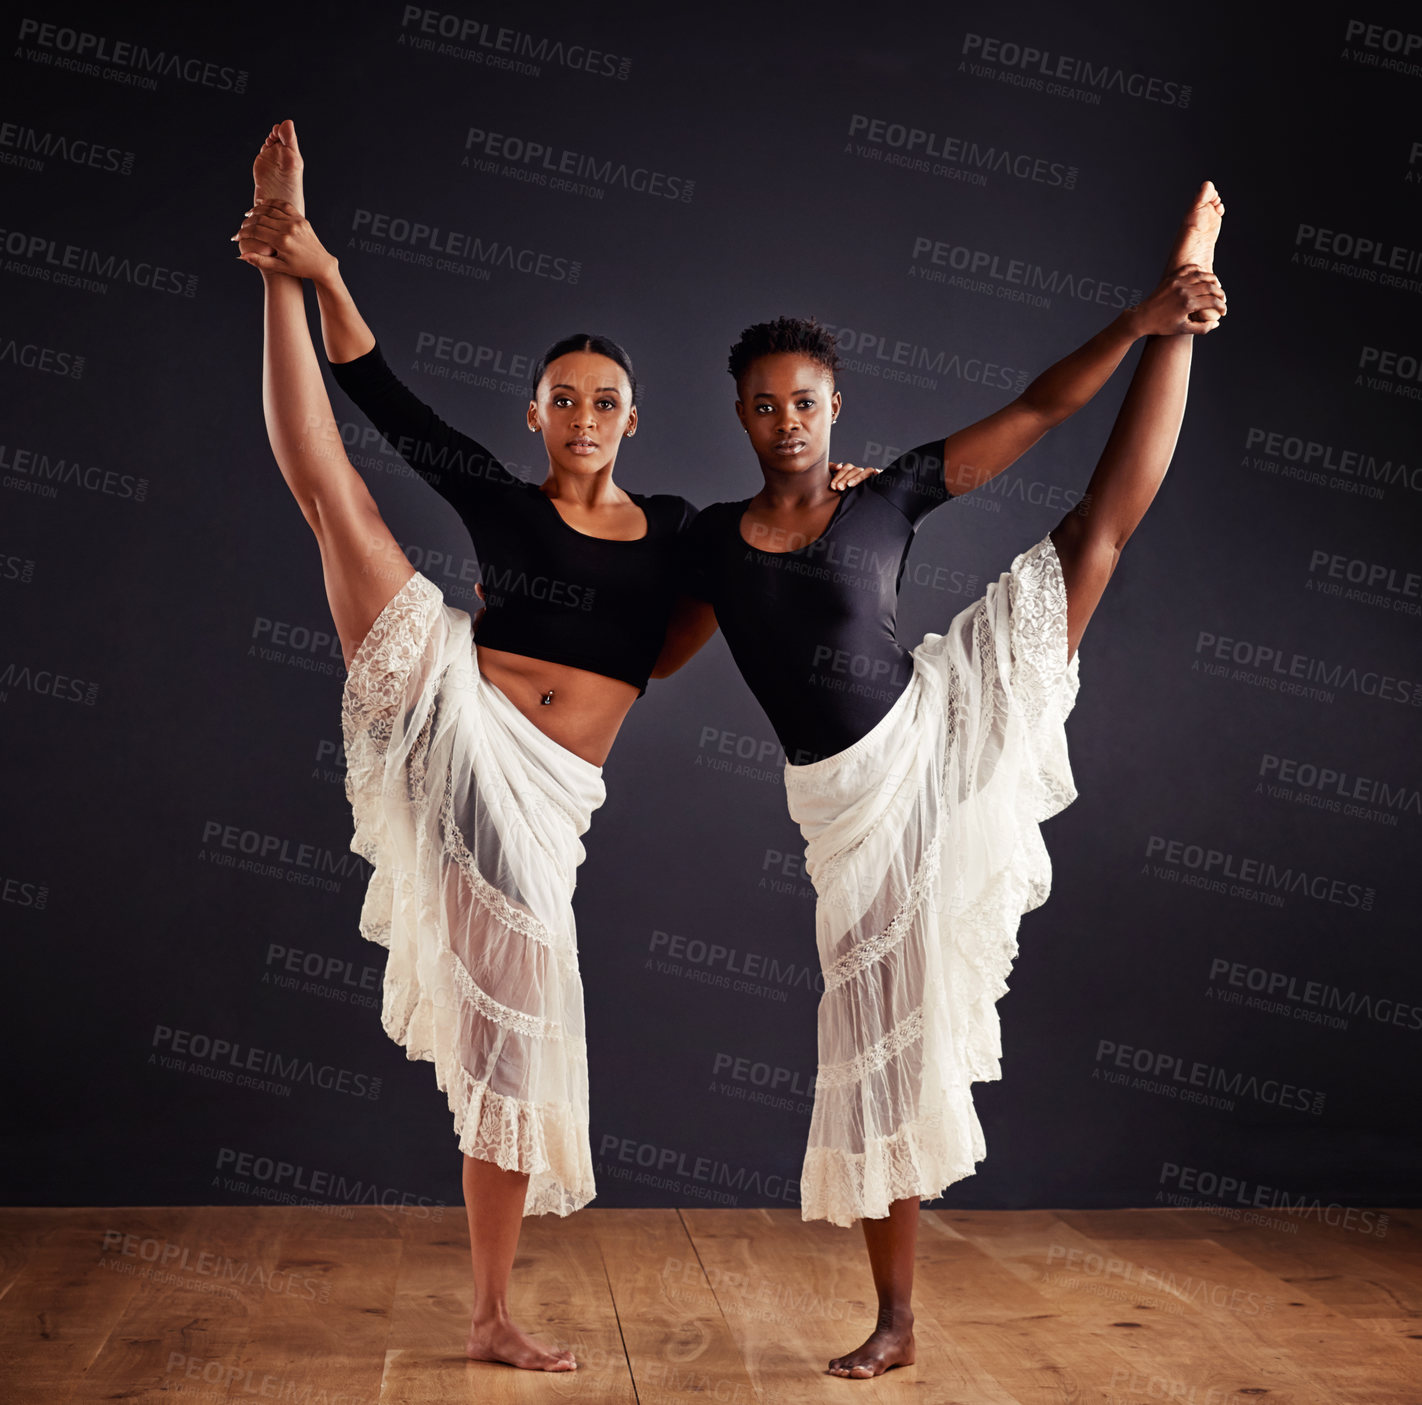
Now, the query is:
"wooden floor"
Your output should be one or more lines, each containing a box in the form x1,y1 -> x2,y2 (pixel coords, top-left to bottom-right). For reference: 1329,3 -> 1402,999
1,1205 -> 1418,1403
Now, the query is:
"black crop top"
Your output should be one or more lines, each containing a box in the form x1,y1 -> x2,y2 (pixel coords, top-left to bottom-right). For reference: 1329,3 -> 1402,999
682,441 -> 953,762
330,342 -> 697,693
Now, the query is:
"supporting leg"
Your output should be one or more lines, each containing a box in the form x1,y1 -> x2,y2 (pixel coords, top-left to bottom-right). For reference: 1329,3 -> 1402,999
828,1196 -> 919,1379
461,1156 -> 577,1371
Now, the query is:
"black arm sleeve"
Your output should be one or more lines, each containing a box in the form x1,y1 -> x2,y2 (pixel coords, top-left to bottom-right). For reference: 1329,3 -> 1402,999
677,504 -> 716,601
865,437 -> 954,528
328,341 -> 522,515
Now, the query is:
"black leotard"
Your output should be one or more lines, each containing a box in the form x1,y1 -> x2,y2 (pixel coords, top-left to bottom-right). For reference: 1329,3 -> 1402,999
331,342 -> 696,694
682,441 -> 953,762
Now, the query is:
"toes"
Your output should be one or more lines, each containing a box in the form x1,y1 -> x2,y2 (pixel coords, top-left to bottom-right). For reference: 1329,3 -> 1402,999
827,1355 -> 880,1379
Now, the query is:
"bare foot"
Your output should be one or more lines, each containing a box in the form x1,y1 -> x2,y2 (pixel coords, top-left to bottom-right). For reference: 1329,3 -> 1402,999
466,1314 -> 577,1372
1166,179 -> 1224,274
252,118 -> 304,215
827,1316 -> 915,1380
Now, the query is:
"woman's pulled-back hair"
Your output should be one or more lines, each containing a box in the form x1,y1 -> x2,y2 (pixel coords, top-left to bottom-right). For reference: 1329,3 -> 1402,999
727,316 -> 840,387
530,333 -> 639,404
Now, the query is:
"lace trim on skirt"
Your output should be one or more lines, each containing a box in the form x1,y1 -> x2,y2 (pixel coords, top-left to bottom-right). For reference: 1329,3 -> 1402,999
784,532 -> 1081,1225
340,572 -> 605,1217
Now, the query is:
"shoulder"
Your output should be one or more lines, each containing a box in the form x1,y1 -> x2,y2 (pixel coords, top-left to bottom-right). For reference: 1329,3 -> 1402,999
634,492 -> 702,533
864,438 -> 952,525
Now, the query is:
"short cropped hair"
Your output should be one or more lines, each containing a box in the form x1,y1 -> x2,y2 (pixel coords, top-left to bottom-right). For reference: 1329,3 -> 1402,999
727,316 -> 839,387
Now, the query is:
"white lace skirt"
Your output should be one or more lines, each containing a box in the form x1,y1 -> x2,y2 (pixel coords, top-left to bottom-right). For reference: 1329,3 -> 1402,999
784,533 -> 1081,1226
340,572 -> 606,1217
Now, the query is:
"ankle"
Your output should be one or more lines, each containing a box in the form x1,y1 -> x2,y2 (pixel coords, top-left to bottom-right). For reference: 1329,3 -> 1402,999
470,1302 -> 513,1329
874,1302 -> 914,1332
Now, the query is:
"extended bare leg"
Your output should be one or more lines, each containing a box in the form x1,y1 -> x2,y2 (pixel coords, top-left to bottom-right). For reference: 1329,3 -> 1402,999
1050,183 -> 1225,660
257,268 -> 413,665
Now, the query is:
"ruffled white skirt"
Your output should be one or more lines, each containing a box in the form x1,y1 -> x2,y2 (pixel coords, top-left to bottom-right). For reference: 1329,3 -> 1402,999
340,572 -> 606,1217
783,533 -> 1081,1226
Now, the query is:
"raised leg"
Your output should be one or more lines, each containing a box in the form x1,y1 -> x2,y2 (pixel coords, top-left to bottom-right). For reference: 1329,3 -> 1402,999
828,1196 -> 919,1379
461,1157 -> 577,1370
257,269 -> 413,667
1049,183 -> 1225,660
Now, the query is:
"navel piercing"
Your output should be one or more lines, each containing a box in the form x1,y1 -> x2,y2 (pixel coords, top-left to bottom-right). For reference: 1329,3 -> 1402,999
540,689 -> 555,705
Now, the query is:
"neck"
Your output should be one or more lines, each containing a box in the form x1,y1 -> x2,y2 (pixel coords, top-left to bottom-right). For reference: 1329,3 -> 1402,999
544,461 -> 624,506
755,452 -> 833,508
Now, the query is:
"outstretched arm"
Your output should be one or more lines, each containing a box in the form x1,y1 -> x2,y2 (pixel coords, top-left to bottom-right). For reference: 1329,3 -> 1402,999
311,261 -> 377,366
934,267 -> 1223,497
866,182 -> 1227,531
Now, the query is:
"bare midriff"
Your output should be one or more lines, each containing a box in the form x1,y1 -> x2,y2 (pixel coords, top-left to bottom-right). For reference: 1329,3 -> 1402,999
475,643 -> 638,767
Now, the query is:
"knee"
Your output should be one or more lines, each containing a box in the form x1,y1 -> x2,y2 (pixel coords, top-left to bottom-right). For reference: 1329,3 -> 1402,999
1051,513 -> 1120,588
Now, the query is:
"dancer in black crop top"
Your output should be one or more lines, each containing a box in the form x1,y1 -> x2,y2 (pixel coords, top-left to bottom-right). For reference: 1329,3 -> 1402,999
682,184 -> 1228,1384
329,341 -> 695,695
238,138 -> 648,1374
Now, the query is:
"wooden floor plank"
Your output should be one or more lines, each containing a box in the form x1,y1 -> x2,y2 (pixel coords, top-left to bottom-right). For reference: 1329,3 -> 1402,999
1164,1210 -> 1422,1318
917,1211 -> 1209,1405
200,1208 -> 402,1405
0,1208 -> 201,1404
588,1208 -> 760,1404
971,1219 -> 1347,1405
0,1209 -> 83,1305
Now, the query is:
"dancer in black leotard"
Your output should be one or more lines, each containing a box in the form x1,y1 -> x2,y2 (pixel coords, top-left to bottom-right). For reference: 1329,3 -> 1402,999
684,184 -> 1227,1379
234,118 -> 879,1375
685,439 -> 950,761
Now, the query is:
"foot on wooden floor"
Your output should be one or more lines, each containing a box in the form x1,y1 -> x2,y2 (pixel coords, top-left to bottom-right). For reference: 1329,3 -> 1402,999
466,1314 -> 577,1371
826,1319 -> 916,1379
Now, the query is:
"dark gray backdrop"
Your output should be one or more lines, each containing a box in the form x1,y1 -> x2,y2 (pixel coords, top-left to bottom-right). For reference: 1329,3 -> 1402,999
3,2 -> 1419,1224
